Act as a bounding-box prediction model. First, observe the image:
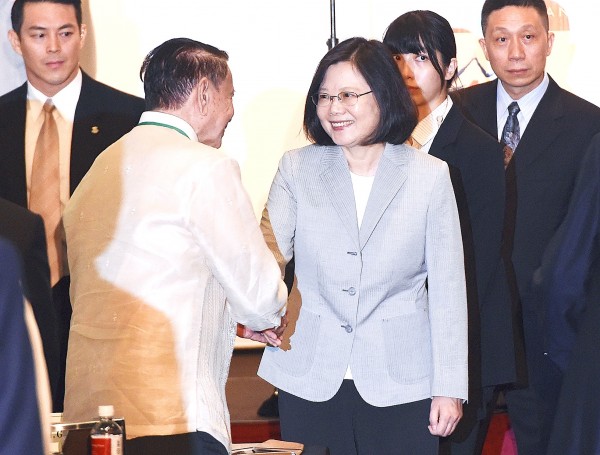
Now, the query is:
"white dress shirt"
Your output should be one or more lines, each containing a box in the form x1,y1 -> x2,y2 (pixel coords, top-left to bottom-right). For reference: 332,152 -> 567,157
496,73 -> 550,143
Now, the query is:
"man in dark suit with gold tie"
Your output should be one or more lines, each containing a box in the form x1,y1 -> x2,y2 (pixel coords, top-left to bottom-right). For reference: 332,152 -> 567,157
0,0 -> 145,411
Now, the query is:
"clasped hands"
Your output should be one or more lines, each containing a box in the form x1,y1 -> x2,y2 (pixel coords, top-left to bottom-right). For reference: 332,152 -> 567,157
237,314 -> 288,347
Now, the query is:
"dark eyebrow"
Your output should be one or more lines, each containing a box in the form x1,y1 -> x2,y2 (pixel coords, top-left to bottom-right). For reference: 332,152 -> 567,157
26,23 -> 77,32
491,23 -> 537,33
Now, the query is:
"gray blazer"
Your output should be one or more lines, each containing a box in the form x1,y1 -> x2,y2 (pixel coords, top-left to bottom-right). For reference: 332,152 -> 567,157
258,143 -> 468,406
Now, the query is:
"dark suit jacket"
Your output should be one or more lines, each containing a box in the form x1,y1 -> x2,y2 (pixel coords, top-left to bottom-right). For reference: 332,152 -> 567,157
0,197 -> 58,401
431,104 -> 505,322
534,133 -> 600,372
429,104 -> 506,438
0,71 -> 145,205
540,135 -> 600,455
456,77 -> 600,386
0,238 -> 45,455
0,70 -> 145,410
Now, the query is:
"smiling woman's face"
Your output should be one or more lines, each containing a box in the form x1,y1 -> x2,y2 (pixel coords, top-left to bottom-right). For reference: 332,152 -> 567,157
316,61 -> 380,154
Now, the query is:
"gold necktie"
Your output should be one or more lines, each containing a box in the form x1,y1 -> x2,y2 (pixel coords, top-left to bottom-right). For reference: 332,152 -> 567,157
29,99 -> 64,286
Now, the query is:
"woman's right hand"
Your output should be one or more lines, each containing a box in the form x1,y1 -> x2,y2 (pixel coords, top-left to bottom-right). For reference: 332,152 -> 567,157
428,396 -> 463,437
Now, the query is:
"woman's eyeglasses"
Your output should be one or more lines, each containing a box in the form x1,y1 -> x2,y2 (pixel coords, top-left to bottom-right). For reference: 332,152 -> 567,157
311,90 -> 373,107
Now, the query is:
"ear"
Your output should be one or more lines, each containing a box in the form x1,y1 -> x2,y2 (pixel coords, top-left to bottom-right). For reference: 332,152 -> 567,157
8,29 -> 22,56
197,77 -> 210,116
445,57 -> 458,81
546,31 -> 555,57
479,38 -> 490,61
79,23 -> 87,49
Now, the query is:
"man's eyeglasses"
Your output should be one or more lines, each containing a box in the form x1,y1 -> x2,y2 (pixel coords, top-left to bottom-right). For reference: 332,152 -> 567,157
311,90 -> 373,107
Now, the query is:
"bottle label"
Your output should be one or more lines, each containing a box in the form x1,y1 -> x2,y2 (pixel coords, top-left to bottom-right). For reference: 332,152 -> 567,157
90,434 -> 123,455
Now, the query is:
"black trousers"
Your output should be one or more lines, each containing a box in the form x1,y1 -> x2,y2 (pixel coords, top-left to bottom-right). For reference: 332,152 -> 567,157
279,380 -> 438,455
52,276 -> 71,412
125,431 -> 228,455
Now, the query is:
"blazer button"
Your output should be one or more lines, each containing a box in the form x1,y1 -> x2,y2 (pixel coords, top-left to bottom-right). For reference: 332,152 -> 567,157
341,324 -> 353,333
347,287 -> 356,296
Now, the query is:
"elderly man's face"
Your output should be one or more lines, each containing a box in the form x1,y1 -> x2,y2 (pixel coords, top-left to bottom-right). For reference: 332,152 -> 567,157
203,70 -> 234,149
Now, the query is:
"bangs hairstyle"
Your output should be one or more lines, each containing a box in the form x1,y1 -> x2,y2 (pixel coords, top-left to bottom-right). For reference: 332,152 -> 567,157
304,37 -> 417,146
481,0 -> 549,33
11,0 -> 83,34
383,10 -> 457,90
140,37 -> 229,111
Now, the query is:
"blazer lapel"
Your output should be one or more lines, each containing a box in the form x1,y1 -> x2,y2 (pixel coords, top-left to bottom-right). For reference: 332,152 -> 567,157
430,104 -> 462,161
514,78 -> 562,174
320,146 -> 360,248
457,80 -> 499,139
359,143 -> 409,249
70,71 -> 98,194
476,82 -> 499,137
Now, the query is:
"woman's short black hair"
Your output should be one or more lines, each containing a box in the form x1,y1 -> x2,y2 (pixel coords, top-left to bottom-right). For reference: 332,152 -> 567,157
303,37 -> 417,146
383,10 -> 457,90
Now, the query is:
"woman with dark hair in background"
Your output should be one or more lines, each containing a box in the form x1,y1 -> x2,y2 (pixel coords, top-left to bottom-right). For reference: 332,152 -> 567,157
384,11 -> 509,455
258,37 -> 468,455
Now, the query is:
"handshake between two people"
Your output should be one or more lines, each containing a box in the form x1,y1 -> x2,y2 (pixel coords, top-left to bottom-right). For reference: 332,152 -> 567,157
237,314 -> 289,347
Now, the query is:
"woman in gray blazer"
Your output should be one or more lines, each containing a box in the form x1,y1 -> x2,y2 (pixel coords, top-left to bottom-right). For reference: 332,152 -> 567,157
258,37 -> 468,454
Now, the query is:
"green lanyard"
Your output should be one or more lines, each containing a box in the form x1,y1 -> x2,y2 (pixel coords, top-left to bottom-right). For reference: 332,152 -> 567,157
138,121 -> 190,139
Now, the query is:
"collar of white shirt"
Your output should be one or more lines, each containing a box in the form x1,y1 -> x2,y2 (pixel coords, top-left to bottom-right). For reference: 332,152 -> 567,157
138,111 -> 199,142
27,69 -> 82,122
496,73 -> 549,140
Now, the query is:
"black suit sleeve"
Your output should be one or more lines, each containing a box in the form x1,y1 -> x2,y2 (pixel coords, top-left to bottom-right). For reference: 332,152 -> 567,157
20,214 -> 60,402
0,239 -> 45,455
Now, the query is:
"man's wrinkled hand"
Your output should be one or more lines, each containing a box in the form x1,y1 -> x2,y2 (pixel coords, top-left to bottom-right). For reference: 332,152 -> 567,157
237,319 -> 287,347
